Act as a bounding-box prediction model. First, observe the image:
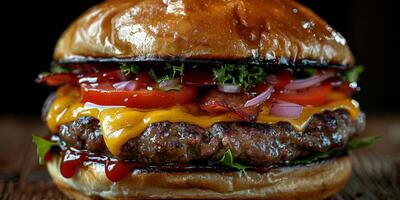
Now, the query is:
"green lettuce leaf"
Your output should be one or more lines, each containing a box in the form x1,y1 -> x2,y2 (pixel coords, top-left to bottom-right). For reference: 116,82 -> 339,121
348,135 -> 382,150
294,149 -> 340,164
294,135 -> 382,164
32,135 -> 56,165
342,65 -> 364,83
210,149 -> 248,173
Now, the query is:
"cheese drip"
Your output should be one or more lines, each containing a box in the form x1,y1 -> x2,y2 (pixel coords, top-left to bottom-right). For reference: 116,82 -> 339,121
47,86 -> 360,155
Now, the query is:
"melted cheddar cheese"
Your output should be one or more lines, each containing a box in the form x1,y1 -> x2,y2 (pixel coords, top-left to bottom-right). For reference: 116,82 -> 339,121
47,86 -> 360,155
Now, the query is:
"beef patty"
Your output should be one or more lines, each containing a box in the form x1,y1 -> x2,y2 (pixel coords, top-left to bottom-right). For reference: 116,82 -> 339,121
57,109 -> 365,166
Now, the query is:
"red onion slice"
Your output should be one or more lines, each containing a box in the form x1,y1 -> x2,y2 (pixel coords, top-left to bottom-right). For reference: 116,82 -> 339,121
159,79 -> 180,88
113,81 -> 137,91
270,101 -> 303,118
158,79 -> 183,91
285,72 -> 334,90
218,84 -> 242,93
244,86 -> 274,107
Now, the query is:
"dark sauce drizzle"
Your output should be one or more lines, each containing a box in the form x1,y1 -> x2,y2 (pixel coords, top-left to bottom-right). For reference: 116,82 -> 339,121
55,148 -> 290,182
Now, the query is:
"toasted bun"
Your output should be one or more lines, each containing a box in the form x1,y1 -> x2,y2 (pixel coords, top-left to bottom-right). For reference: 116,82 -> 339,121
47,155 -> 351,199
54,0 -> 354,67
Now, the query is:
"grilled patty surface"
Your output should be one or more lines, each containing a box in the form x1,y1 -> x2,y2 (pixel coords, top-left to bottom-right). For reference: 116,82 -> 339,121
57,109 -> 365,166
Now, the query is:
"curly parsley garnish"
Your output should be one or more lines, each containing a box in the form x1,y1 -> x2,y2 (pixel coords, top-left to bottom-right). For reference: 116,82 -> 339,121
149,63 -> 184,83
213,64 -> 266,90
304,68 -> 318,76
39,64 -> 71,78
50,64 -> 71,73
120,63 -> 140,76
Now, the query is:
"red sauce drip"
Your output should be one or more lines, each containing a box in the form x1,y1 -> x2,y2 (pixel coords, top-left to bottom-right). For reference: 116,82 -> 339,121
57,148 -> 276,182
44,151 -> 53,162
105,160 -> 136,182
60,149 -> 87,178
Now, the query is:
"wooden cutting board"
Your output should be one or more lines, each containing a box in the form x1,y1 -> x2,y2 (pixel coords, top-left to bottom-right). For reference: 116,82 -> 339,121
0,113 -> 399,199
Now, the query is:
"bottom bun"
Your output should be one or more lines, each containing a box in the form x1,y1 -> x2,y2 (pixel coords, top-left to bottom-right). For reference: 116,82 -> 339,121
47,156 -> 351,200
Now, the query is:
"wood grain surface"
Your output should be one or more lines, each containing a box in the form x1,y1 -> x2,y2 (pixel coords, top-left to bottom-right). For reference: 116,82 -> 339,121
0,113 -> 399,200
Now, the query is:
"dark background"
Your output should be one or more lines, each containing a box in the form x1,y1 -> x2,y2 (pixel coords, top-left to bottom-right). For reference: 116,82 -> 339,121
0,0 -> 395,116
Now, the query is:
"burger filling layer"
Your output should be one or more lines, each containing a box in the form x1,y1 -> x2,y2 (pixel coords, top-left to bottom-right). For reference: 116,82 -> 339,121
36,63 -> 367,181
57,109 -> 365,166
46,85 -> 360,156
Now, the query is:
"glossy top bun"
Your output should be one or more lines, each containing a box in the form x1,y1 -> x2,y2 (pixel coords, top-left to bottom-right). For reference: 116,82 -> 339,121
54,0 -> 354,67
47,156 -> 352,199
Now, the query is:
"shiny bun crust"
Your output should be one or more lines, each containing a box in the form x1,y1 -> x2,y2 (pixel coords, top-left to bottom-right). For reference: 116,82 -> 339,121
54,0 -> 354,67
47,156 -> 351,199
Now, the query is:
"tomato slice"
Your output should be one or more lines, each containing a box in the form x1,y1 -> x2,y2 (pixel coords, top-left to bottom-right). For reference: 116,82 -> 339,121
37,73 -> 78,86
337,82 -> 356,96
268,71 -> 294,90
273,84 -> 333,106
39,70 -> 149,87
81,83 -> 198,109
79,70 -> 127,84
253,82 -> 271,93
133,72 -> 155,87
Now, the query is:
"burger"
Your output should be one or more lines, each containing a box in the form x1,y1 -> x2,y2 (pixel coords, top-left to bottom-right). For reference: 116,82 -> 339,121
33,0 -> 377,199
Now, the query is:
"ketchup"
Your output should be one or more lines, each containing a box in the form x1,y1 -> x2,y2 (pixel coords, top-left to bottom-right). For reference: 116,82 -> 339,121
44,151 -> 53,162
105,161 -> 136,182
59,148 -> 136,182
60,149 -> 87,178
57,148 -> 276,182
